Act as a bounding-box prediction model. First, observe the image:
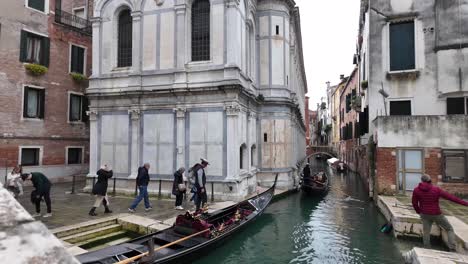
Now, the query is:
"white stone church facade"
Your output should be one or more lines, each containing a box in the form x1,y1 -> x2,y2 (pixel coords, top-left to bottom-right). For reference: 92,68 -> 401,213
86,0 -> 308,200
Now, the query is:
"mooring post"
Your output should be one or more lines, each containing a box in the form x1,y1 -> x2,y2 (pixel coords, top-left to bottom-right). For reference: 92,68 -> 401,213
134,182 -> 138,196
113,177 -> 116,196
211,182 -> 214,202
92,175 -> 96,188
70,175 -> 76,194
158,179 -> 162,199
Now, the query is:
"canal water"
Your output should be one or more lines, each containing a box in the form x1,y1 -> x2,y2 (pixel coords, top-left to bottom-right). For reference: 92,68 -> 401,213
194,160 -> 419,264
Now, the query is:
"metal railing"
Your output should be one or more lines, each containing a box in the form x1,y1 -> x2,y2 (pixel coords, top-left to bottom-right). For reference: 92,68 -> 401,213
54,9 -> 92,35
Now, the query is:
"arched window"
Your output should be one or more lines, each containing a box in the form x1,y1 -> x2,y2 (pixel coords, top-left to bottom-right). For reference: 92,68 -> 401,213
246,23 -> 255,78
191,0 -> 210,61
240,144 -> 247,169
118,9 -> 132,67
251,145 -> 257,166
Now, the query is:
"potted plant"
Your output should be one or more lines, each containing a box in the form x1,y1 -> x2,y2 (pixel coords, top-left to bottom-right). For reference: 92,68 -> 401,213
361,80 -> 368,90
24,63 -> 48,76
320,102 -> 327,110
70,72 -> 88,82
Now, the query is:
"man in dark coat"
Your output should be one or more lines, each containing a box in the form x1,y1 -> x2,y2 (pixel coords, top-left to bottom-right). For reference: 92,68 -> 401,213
172,167 -> 186,210
21,172 -> 52,218
89,165 -> 113,216
191,158 -> 209,212
412,174 -> 468,251
128,163 -> 152,212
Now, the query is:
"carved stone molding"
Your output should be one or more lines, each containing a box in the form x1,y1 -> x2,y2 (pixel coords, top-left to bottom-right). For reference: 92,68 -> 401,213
155,0 -> 165,6
128,109 -> 141,120
247,111 -> 257,120
174,107 -> 187,118
225,103 -> 241,116
86,110 -> 99,121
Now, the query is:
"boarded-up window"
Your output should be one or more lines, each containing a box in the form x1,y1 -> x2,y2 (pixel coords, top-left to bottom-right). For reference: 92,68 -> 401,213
447,97 -> 465,115
390,21 -> 415,71
390,100 -> 411,116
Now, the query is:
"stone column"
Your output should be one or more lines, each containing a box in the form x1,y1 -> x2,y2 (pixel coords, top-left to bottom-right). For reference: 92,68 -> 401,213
131,11 -> 142,73
90,18 -> 101,77
87,110 -> 99,176
225,0 -> 241,67
174,3 -> 187,87
225,103 -> 240,180
174,107 -> 186,169
128,108 -> 141,178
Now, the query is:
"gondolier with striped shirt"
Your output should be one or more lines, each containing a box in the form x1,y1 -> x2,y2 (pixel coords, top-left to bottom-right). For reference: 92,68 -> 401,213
192,158 -> 209,212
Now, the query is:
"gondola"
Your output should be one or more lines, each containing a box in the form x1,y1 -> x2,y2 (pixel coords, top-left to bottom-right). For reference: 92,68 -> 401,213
77,175 -> 278,264
300,172 -> 329,195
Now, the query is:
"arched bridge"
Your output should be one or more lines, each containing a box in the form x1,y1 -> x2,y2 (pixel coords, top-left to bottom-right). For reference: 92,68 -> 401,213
306,146 -> 337,159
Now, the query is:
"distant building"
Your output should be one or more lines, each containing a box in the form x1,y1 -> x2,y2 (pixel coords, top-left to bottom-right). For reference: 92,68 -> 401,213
330,75 -> 348,152
0,0 -> 92,182
359,0 -> 468,196
85,0 -> 308,200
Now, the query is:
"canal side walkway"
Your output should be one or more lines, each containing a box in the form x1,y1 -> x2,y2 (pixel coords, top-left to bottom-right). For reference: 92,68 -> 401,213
377,195 -> 468,262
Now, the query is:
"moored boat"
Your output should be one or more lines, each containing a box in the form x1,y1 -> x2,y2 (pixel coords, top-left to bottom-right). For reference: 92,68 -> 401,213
77,175 -> 278,264
300,172 -> 329,195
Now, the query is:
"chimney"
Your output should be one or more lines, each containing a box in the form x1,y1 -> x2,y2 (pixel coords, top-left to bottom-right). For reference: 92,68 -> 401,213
326,81 -> 331,89
340,74 -> 345,80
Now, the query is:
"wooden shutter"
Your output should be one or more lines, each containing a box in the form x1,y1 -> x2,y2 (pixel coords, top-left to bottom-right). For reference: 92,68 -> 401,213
23,87 -> 29,118
41,37 -> 50,67
390,21 -> 415,71
82,96 -> 89,122
19,30 -> 28,62
38,89 -> 45,118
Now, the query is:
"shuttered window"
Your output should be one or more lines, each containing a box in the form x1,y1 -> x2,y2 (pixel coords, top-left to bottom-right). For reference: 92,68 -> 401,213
117,10 -> 132,67
390,100 -> 412,116
69,94 -> 83,122
191,0 -> 210,61
27,0 -> 45,12
70,45 -> 85,74
390,21 -> 415,71
21,148 -> 40,166
19,30 -> 50,67
23,87 -> 45,119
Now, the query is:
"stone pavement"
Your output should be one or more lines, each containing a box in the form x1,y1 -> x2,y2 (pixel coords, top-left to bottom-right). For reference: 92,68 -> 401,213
377,195 -> 468,255
396,195 -> 468,225
16,181 -> 196,229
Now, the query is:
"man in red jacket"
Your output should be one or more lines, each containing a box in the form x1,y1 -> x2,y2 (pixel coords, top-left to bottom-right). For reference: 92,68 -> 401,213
412,174 -> 468,251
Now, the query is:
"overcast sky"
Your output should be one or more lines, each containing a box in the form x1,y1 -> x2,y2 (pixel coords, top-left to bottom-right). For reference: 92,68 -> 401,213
295,0 -> 361,109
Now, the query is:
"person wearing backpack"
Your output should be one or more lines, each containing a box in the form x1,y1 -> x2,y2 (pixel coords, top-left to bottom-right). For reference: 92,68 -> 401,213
128,163 -> 152,212
21,172 -> 52,218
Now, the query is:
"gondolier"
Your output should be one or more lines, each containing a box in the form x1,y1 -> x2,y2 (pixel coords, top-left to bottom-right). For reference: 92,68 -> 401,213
191,158 -> 209,212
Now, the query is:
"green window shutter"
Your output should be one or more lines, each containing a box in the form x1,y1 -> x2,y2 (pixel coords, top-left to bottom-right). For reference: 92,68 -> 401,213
23,87 -> 29,118
82,96 -> 89,122
390,21 -> 415,71
38,89 -> 45,118
28,0 -> 45,12
19,30 -> 28,62
41,37 -> 50,67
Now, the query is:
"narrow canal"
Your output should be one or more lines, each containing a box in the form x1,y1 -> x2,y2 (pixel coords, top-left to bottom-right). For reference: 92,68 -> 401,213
195,159 -> 418,264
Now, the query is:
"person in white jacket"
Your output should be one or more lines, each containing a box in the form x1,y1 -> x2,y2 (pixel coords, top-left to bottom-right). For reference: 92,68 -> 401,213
6,165 -> 23,198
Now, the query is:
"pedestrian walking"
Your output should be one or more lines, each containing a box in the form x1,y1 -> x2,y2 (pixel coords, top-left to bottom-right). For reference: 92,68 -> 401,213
412,174 -> 468,251
21,172 -> 52,218
190,158 -> 209,212
172,167 -> 186,210
6,165 -> 23,198
128,163 -> 152,212
89,165 -> 114,216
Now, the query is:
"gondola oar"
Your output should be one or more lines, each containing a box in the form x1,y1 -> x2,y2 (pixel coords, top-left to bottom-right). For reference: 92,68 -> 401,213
115,229 -> 210,264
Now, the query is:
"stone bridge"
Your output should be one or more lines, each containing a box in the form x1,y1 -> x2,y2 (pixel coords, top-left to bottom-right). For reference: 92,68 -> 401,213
306,145 -> 337,160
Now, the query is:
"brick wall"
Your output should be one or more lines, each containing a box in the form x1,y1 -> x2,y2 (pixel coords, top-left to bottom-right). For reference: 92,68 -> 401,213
375,147 -> 468,197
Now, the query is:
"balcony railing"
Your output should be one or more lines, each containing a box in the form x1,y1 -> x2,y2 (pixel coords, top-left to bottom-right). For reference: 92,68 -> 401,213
54,8 -> 92,35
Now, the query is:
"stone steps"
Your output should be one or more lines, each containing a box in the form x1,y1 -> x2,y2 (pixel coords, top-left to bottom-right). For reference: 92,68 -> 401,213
53,216 -> 121,239
74,230 -> 130,248
61,224 -> 123,244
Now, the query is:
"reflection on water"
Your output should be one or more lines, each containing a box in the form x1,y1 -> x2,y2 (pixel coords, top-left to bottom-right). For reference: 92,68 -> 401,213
195,160 -> 417,264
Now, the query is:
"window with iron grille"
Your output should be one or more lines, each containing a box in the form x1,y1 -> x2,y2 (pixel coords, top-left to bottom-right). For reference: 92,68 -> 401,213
28,0 -> 45,12
443,150 -> 468,183
19,30 -> 50,66
67,147 -> 83,164
191,0 -> 210,61
23,87 -> 45,119
21,148 -> 40,166
70,45 -> 85,74
118,9 -> 132,67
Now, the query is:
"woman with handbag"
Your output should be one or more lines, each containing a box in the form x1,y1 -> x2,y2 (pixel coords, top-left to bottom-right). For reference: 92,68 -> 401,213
172,167 -> 186,210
